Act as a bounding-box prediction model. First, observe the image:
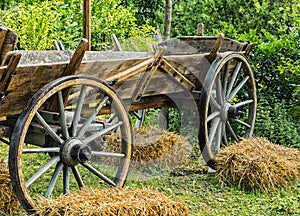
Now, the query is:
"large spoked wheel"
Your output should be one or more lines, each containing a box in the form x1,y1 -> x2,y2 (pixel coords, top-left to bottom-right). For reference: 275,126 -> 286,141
199,53 -> 257,169
9,75 -> 132,213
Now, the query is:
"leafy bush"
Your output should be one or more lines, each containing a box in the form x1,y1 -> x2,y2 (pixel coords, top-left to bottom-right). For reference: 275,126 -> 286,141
90,0 -> 155,50
250,29 -> 300,111
160,0 -> 300,38
0,0 -> 155,50
255,98 -> 300,148
1,1 -> 64,50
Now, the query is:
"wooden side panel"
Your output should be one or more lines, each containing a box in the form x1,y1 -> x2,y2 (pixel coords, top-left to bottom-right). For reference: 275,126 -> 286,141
0,50 -> 211,116
0,63 -> 66,116
159,36 -> 245,55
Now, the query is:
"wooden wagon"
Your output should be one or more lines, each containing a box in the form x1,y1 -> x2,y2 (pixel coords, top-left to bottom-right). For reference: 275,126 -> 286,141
0,25 -> 256,213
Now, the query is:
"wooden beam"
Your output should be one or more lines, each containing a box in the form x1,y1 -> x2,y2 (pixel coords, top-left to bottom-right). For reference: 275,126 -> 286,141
82,0 -> 91,51
206,33 -> 224,63
197,23 -> 204,36
111,34 -> 122,51
62,38 -> 88,76
0,53 -> 21,103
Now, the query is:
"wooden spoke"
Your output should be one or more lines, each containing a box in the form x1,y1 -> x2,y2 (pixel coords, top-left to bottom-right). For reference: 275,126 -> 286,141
227,76 -> 249,101
83,121 -> 123,145
58,91 -> 69,139
82,163 -> 117,187
71,166 -> 85,189
77,96 -> 109,138
91,151 -> 125,158
226,121 -> 239,142
233,118 -> 251,128
35,112 -> 64,145
23,147 -> 60,153
216,75 -> 224,104
233,99 -> 254,108
226,62 -> 242,99
208,117 -> 220,146
210,96 -> 221,111
25,156 -> 60,188
45,162 -> 63,199
71,85 -> 87,137
63,166 -> 70,195
207,111 -> 220,123
222,61 -> 231,97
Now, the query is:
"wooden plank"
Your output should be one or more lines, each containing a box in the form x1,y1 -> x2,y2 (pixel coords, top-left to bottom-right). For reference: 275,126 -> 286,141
0,27 -> 18,65
131,47 -> 166,102
0,53 -> 21,98
197,23 -> 204,36
206,33 -> 224,63
82,0 -> 91,50
62,38 -> 88,76
159,36 -> 245,55
111,34 -> 122,51
0,26 -> 8,54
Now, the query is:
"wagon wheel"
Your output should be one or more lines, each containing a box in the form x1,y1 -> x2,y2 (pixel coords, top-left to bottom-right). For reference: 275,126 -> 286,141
199,53 -> 257,169
9,75 -> 132,213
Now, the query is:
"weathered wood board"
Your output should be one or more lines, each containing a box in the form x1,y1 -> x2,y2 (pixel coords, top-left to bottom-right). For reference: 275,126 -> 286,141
0,51 -> 210,116
158,36 -> 246,55
0,35 -> 247,117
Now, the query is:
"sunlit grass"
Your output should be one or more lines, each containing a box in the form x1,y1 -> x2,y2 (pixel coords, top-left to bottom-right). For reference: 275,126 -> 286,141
1,141 -> 299,215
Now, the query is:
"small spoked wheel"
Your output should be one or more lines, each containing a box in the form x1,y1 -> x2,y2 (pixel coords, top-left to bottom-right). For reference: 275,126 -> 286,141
199,53 -> 257,169
9,75 -> 132,213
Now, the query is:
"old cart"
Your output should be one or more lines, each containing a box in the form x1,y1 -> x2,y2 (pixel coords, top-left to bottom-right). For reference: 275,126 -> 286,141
0,25 -> 256,213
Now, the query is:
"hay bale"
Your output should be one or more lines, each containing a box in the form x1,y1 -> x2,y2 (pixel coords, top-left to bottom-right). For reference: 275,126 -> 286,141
0,161 -> 19,214
214,137 -> 300,192
104,127 -> 191,169
36,188 -> 189,216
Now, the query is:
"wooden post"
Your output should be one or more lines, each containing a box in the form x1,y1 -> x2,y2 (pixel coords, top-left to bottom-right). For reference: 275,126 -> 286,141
197,23 -> 204,36
82,0 -> 91,51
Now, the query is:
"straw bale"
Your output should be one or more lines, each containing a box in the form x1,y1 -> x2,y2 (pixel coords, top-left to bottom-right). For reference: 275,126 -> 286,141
0,161 -> 19,214
36,188 -> 189,216
104,127 -> 191,169
214,137 -> 300,192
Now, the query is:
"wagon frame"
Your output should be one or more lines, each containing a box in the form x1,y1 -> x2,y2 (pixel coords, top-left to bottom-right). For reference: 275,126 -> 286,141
0,25 -> 256,213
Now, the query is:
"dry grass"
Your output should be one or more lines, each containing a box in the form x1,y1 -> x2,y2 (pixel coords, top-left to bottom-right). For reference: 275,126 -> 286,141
36,188 -> 189,216
104,127 -> 192,169
0,161 -> 19,215
214,137 -> 300,192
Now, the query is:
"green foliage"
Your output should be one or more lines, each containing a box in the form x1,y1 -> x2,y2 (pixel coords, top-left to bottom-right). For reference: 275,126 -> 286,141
0,0 -> 155,50
255,98 -> 300,148
1,1 -> 64,50
120,36 -> 158,52
121,0 -> 164,27
90,0 -> 155,50
251,29 -> 300,110
168,0 -> 300,38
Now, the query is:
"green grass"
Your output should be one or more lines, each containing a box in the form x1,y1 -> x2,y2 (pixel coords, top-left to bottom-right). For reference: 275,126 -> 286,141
1,141 -> 299,216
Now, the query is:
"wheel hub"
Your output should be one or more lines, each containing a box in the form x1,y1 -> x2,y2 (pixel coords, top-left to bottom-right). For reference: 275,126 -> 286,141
220,102 -> 231,122
61,138 -> 92,166
228,106 -> 244,119
221,103 -> 244,121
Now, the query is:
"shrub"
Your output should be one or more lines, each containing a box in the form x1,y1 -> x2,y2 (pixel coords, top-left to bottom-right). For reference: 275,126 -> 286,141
255,98 -> 300,149
0,0 -> 155,50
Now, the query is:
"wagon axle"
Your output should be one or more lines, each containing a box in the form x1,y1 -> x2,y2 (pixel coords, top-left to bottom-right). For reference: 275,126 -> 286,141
61,138 -> 92,166
228,106 -> 244,119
